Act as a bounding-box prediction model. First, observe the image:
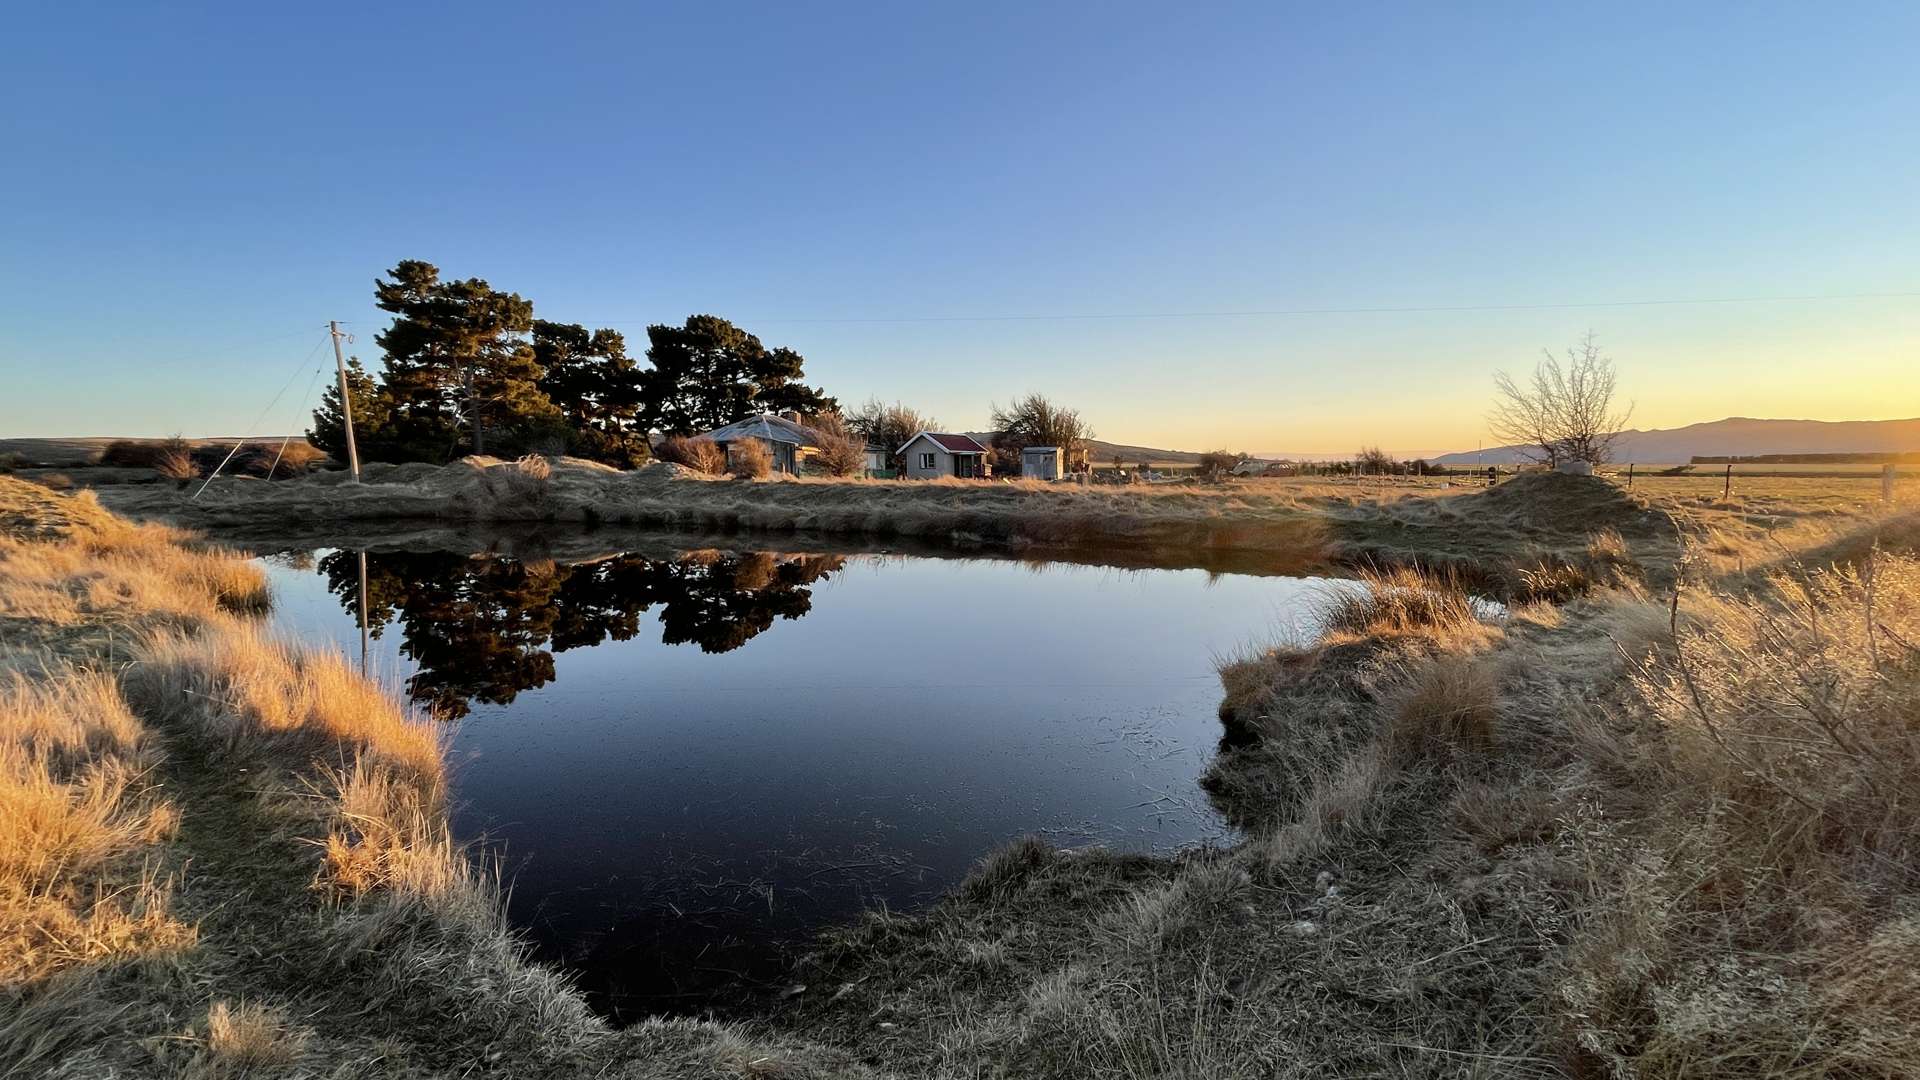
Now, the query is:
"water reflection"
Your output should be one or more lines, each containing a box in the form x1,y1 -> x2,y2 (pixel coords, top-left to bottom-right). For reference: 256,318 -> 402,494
317,548 -> 844,717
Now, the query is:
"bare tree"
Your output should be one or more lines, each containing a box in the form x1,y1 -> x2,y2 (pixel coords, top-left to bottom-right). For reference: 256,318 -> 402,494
1355,446 -> 1396,475
1489,332 -> 1633,466
846,398 -> 941,461
990,394 -> 1093,466
803,411 -> 866,476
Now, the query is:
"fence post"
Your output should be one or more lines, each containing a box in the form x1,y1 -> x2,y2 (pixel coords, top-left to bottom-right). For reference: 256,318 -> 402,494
1723,463 -> 1733,501
1627,462 -> 1634,489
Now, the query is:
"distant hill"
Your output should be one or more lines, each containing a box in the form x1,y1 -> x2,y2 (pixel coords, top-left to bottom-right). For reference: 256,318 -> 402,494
964,433 -> 1206,466
0,436 -> 305,468
1431,417 -> 1920,466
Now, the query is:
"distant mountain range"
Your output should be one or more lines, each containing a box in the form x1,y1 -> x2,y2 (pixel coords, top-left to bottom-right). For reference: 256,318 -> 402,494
1430,417 -> 1920,466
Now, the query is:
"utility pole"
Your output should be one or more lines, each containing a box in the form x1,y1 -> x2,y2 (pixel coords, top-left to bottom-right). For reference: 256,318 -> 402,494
329,321 -> 362,483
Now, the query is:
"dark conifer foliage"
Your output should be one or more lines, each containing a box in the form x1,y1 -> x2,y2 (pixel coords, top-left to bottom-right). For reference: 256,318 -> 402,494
311,263 -> 836,466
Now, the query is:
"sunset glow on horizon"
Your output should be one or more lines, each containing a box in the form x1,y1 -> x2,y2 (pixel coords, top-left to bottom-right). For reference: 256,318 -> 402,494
3,3 -> 1916,454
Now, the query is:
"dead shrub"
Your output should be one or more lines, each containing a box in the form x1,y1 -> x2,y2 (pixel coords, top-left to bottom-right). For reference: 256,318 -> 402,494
241,440 -> 328,479
809,437 -> 866,477
153,442 -> 199,485
656,436 -> 725,475
804,414 -> 867,477
98,440 -> 164,468
727,438 -> 773,480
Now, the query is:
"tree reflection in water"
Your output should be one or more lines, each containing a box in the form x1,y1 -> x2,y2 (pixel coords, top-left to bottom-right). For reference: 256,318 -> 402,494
318,549 -> 844,717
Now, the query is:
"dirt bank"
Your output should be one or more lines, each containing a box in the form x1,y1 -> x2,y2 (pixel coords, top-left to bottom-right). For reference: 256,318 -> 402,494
96,458 -> 1676,598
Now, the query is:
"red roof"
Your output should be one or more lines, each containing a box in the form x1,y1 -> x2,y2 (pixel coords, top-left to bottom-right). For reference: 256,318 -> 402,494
925,432 -> 987,453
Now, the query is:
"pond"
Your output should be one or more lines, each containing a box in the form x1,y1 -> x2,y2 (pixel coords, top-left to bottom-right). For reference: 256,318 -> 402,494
257,536 -> 1347,1020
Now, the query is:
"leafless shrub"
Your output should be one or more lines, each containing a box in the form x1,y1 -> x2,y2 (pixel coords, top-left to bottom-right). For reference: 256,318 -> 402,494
990,394 -> 1093,463
656,436 -> 725,475
728,438 -> 773,480
805,413 -> 866,477
1489,331 -> 1633,466
1198,450 -> 1241,480
845,398 -> 941,461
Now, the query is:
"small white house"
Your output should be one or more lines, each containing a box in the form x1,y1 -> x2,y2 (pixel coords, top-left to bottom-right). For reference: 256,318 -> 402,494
863,445 -> 890,475
1020,446 -> 1063,480
897,431 -> 989,479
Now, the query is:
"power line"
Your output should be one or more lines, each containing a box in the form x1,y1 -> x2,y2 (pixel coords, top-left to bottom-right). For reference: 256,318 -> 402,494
730,288 -> 1920,326
191,332 -> 331,499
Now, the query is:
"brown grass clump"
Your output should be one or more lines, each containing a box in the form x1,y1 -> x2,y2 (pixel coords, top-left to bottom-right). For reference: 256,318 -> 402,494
1386,655 -> 1499,764
727,438 -> 774,480
241,440 -> 329,479
1562,552 -> 1920,1077
187,1000 -> 309,1076
154,443 -> 200,485
1317,566 -> 1496,650
656,436 -> 726,475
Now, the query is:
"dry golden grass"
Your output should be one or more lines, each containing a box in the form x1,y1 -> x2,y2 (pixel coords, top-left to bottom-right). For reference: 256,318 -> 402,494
126,625 -> 441,782
0,477 -> 866,1078
1316,566 -> 1504,650
0,651 -> 193,993
1562,551 -> 1920,1077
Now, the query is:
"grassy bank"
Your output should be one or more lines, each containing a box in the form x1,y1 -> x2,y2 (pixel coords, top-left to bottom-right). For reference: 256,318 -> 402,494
750,497 -> 1919,1076
0,477 -> 869,1078
90,457 -> 1699,599
9,470 -> 1913,1077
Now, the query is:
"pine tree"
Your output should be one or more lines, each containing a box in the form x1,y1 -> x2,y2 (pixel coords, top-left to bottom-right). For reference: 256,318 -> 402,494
308,357 -> 389,462
534,320 -> 649,466
369,260 -> 556,459
640,315 -> 836,435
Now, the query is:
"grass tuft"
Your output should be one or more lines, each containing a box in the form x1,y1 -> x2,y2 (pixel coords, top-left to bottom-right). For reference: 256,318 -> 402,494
1386,655 -> 1500,764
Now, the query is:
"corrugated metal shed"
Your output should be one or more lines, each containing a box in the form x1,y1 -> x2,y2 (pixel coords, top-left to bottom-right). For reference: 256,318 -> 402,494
696,413 -> 823,448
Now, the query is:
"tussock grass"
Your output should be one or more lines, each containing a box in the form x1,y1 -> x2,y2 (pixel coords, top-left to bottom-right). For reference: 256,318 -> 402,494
1386,654 -> 1500,764
1317,565 -> 1495,646
0,673 -> 192,987
1561,551 -> 1920,1077
185,1000 -> 309,1076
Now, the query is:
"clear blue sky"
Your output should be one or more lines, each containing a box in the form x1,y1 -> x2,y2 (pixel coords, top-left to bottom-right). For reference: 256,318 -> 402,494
4,2 -> 1916,455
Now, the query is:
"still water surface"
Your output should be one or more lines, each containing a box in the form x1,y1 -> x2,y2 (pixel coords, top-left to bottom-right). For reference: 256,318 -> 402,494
259,541 -> 1341,1018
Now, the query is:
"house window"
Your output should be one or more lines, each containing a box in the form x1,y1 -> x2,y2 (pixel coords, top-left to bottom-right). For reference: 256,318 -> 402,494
919,452 -> 936,470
